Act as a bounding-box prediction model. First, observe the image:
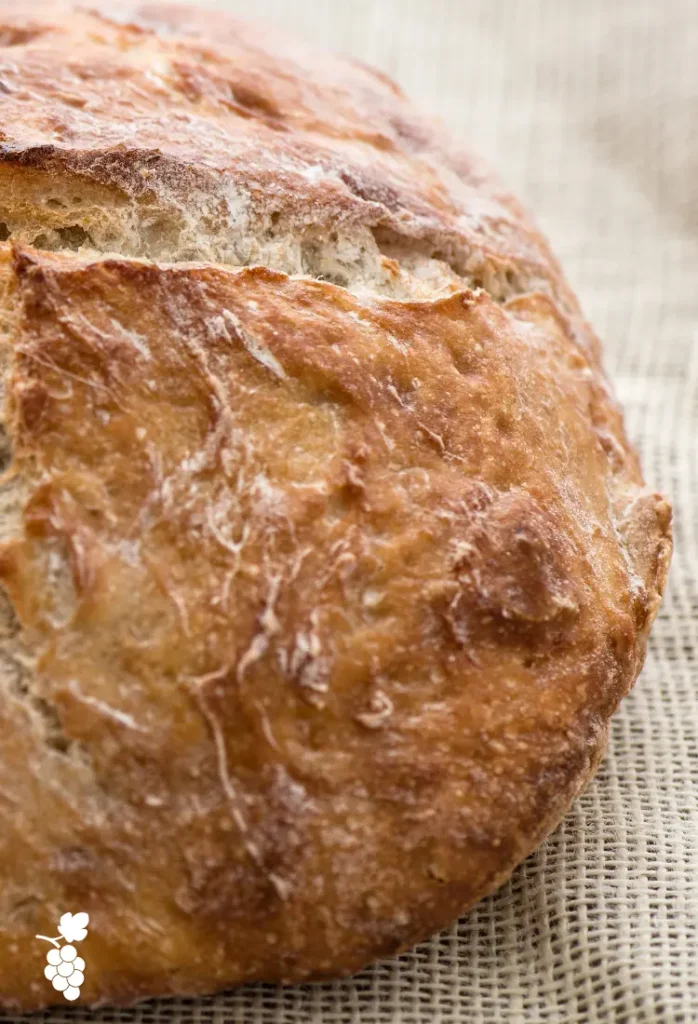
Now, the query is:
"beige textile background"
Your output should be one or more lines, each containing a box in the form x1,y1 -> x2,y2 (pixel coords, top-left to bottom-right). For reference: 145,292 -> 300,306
6,1 -> 697,1022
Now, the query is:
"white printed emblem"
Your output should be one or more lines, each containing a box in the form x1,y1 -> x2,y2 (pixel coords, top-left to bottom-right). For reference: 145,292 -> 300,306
36,912 -> 89,1001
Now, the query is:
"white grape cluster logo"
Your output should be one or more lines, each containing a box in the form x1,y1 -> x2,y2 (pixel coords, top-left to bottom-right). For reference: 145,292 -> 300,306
36,912 -> 89,1001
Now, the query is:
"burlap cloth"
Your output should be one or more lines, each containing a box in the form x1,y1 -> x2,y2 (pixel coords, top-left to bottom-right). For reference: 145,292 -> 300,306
6,1 -> 697,1021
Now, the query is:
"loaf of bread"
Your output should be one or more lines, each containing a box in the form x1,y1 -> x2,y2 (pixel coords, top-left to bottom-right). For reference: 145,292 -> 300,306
0,0 -> 672,1010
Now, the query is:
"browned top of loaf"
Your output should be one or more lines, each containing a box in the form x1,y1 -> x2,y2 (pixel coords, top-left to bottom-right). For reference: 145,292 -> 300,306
0,0 -> 587,310
0,1 -> 671,1011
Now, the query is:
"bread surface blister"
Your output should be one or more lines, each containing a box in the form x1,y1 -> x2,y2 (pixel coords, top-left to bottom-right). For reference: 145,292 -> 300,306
0,0 -> 671,1010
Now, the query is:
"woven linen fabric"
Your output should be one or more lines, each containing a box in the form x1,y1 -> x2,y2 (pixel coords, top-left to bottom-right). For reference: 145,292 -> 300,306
2,1 -> 697,1022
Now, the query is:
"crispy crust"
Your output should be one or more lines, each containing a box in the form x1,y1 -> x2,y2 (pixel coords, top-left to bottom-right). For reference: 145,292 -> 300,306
0,2 -> 671,1011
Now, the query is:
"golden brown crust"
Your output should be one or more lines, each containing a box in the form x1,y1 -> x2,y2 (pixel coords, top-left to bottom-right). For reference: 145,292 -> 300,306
0,2 -> 671,1011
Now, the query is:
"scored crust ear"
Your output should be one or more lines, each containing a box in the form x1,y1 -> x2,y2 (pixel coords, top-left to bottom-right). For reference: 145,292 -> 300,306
0,240 -> 670,1010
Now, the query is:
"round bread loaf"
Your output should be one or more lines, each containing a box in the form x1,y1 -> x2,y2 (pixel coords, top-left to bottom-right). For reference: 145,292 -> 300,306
0,0 -> 672,1010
